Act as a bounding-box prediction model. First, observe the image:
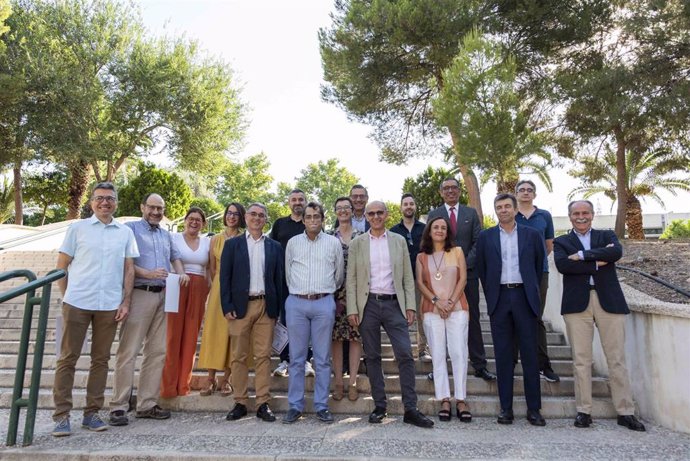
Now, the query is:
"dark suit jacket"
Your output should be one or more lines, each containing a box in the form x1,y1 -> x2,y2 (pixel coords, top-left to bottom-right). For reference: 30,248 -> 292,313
553,228 -> 629,315
219,234 -> 284,319
428,204 -> 481,275
476,224 -> 545,317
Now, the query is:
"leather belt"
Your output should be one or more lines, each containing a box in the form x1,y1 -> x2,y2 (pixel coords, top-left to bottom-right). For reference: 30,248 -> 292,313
134,285 -> 164,293
248,294 -> 265,301
293,293 -> 329,300
368,293 -> 397,301
500,283 -> 523,289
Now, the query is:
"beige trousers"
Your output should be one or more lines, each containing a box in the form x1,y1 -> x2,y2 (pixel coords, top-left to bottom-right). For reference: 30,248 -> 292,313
110,289 -> 166,413
564,291 -> 635,415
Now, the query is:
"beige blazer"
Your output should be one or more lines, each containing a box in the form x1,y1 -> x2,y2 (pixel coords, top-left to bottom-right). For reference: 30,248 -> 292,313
346,231 -> 416,319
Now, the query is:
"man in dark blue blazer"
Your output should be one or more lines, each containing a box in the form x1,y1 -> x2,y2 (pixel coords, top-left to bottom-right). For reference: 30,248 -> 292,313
220,203 -> 284,423
554,200 -> 645,432
476,194 -> 545,426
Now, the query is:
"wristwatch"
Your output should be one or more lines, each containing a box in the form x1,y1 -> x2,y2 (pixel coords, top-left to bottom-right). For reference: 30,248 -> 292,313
431,296 -> 439,304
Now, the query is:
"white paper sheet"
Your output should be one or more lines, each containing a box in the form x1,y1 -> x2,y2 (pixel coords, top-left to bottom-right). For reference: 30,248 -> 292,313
272,321 -> 289,354
164,274 -> 180,313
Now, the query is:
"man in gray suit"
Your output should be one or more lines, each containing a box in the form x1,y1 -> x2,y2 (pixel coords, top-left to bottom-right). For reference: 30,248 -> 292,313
427,178 -> 495,381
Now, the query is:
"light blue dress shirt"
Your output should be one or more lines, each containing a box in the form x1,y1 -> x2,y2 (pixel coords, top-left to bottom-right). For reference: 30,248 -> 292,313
126,219 -> 182,287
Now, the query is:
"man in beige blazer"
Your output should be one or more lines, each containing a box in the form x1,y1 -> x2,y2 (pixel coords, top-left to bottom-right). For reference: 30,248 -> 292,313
347,201 -> 434,428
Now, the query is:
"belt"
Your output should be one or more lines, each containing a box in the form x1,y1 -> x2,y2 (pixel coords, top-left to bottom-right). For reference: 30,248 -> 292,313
134,285 -> 164,293
500,283 -> 523,289
248,294 -> 265,301
293,293 -> 329,300
589,285 -> 596,290
368,293 -> 397,301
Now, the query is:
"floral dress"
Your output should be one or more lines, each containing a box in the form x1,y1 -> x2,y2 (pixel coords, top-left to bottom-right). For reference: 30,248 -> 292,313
329,228 -> 362,342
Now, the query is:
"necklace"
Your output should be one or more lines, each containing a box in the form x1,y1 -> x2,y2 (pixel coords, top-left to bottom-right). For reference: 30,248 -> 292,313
431,251 -> 444,281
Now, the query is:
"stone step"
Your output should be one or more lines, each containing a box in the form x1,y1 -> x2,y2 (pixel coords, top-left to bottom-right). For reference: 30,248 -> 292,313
0,369 -> 610,397
0,388 -> 618,418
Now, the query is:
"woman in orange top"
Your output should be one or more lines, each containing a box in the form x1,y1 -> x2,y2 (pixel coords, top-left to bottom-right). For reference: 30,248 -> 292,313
416,216 -> 471,422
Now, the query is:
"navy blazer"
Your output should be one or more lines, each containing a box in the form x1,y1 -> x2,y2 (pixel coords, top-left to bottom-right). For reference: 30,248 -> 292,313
476,224 -> 545,317
553,228 -> 629,315
428,204 -> 481,274
219,234 -> 284,319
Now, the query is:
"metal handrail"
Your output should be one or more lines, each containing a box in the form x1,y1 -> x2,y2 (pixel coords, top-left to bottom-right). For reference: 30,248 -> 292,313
618,264 -> 690,299
2,269 -> 66,447
0,222 -> 73,251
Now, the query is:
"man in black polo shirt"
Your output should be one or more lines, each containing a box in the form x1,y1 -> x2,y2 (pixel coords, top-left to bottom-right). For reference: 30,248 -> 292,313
389,193 -> 430,362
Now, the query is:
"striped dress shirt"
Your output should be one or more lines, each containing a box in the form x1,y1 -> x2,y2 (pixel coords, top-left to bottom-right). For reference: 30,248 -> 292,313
285,231 -> 344,295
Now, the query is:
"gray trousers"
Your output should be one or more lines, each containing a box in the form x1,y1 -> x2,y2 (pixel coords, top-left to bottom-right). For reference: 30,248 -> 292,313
359,297 -> 417,411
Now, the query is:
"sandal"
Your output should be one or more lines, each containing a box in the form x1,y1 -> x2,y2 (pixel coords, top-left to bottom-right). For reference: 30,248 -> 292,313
457,401 -> 472,423
332,383 -> 344,401
438,400 -> 451,422
347,383 -> 358,401
218,379 -> 233,396
199,377 -> 217,396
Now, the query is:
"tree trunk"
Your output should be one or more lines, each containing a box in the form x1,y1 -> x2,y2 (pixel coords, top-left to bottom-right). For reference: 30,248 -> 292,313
66,159 -> 91,220
13,163 -> 22,226
626,194 -> 644,240
40,203 -> 48,226
449,132 -> 483,223
495,168 -> 519,195
613,126 -> 628,238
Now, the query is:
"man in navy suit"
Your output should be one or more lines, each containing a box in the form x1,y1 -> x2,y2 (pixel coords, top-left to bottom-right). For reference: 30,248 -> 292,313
554,200 -> 645,432
220,202 -> 284,423
476,193 -> 546,426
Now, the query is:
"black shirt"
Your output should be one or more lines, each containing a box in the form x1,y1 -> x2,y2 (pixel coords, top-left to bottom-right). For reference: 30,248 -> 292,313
389,219 -> 426,276
269,216 -> 305,250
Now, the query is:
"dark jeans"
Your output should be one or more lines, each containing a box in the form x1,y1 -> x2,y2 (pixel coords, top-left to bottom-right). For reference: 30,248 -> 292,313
466,275 -> 488,371
359,297 -> 417,411
513,272 -> 551,371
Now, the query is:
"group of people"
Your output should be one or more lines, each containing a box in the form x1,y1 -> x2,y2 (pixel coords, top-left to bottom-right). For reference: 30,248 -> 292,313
50,177 -> 645,436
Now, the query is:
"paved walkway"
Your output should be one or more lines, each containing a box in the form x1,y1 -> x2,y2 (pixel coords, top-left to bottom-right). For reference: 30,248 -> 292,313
1,410 -> 689,460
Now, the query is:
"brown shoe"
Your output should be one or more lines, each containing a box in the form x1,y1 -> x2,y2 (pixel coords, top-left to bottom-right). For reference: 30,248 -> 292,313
135,405 -> 170,420
199,378 -> 217,396
348,383 -> 358,401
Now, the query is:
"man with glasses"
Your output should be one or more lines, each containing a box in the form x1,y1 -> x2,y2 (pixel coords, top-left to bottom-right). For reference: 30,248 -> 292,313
515,180 -> 559,383
269,189 -> 315,378
389,193 -> 430,363
222,203 -> 284,423
347,201 -> 434,428
283,202 -> 344,424
348,184 -> 370,232
428,178 -> 496,382
109,193 -> 189,426
52,183 -> 139,437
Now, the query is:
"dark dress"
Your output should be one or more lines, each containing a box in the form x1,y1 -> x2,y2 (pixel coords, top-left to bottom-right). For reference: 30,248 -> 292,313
329,228 -> 362,342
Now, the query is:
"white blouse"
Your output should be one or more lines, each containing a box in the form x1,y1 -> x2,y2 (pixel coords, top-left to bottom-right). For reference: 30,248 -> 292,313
172,232 -> 210,276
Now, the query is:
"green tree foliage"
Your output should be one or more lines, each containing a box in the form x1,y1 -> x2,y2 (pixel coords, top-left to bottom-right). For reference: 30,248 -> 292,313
23,167 -> 69,225
0,0 -> 9,55
0,174 -> 13,223
216,153 -> 274,207
189,197 -> 224,218
659,219 -> 690,240
117,163 -> 192,220
294,158 -> 358,210
433,30 -> 552,194
384,201 -> 402,230
401,166 -> 468,216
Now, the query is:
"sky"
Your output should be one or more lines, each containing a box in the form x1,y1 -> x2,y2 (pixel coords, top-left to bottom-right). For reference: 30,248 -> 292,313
138,0 -> 689,218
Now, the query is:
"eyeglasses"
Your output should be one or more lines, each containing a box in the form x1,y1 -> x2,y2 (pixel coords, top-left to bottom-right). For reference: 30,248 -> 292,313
366,210 -> 385,218
517,188 -> 535,193
145,204 -> 164,212
247,211 -> 267,219
226,211 -> 241,217
335,206 -> 352,212
304,214 -> 322,221
351,194 -> 367,200
186,217 -> 203,223
406,232 -> 414,247
92,196 -> 117,203
442,185 -> 459,192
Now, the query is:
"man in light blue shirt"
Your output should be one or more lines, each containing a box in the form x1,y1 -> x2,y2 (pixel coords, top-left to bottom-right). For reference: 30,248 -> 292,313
52,182 -> 139,437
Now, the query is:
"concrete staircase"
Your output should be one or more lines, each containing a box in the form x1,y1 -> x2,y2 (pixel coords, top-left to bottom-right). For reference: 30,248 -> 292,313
0,250 -> 617,418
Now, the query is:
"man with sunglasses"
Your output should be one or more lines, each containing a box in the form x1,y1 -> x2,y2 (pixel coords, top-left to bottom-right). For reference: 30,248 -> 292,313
389,193 -> 430,363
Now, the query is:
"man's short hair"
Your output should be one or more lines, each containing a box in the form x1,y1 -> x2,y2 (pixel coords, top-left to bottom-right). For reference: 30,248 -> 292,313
289,189 -> 305,197
305,201 -> 325,219
567,200 -> 595,215
92,182 -> 117,198
439,178 -> 460,190
494,193 -> 517,208
140,192 -> 162,205
247,202 -> 268,215
365,200 -> 387,212
515,179 -> 537,193
349,184 -> 368,196
400,193 -> 415,205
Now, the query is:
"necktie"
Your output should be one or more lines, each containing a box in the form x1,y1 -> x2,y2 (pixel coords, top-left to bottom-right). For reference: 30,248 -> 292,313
449,206 -> 457,236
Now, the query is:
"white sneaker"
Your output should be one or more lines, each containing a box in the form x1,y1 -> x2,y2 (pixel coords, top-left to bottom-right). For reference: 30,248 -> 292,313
304,361 -> 315,377
273,360 -> 289,377
419,350 -> 432,363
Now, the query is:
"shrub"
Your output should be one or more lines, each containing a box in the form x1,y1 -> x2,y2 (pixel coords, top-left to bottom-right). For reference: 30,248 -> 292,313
659,219 -> 690,239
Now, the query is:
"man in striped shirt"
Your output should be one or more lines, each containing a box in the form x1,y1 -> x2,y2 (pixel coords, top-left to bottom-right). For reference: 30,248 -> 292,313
282,202 -> 344,424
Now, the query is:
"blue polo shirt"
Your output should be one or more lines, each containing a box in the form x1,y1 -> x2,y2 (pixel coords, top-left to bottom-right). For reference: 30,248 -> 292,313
516,206 -> 554,273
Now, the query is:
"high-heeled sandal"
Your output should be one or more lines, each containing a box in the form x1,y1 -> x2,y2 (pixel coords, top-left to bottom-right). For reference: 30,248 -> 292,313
218,379 -> 233,396
457,400 -> 472,423
438,399 -> 451,421
332,383 -> 344,401
347,383 -> 358,401
199,377 -> 217,396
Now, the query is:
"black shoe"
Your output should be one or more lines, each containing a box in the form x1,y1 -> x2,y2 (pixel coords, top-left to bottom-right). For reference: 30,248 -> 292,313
256,403 -> 275,422
574,412 -> 592,428
427,372 -> 434,381
497,409 -> 514,424
617,415 -> 646,432
108,410 -> 128,426
368,406 -> 387,424
316,409 -> 334,424
282,408 -> 303,424
526,410 -> 546,426
226,403 -> 248,421
540,368 -> 560,383
403,408 -> 434,428
474,368 -> 497,381
135,405 -> 170,420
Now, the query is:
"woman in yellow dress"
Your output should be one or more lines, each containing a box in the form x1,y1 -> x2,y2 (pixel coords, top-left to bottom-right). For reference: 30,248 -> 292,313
197,202 -> 245,395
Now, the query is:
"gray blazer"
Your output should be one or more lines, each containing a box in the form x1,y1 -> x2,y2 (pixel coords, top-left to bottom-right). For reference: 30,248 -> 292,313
428,204 -> 481,274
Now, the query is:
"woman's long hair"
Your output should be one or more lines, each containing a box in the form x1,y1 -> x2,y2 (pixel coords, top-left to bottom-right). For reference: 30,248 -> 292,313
223,202 -> 246,228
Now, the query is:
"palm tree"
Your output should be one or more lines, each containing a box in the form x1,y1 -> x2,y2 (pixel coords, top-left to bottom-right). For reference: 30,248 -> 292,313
568,148 -> 690,239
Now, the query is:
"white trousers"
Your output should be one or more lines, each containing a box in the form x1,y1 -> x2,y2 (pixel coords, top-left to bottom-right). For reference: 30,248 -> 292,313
423,310 -> 469,400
